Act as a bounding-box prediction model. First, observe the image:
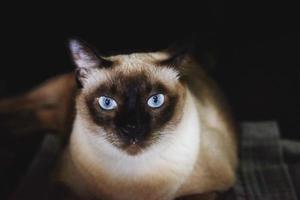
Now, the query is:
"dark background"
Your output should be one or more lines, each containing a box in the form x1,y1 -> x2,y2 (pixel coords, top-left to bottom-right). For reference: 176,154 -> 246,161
0,2 -> 300,199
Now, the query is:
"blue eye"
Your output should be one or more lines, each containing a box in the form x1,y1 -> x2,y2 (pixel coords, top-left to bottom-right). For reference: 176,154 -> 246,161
98,96 -> 117,110
147,94 -> 164,108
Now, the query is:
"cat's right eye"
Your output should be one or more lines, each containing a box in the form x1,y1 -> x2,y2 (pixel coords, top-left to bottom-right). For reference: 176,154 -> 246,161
98,96 -> 117,110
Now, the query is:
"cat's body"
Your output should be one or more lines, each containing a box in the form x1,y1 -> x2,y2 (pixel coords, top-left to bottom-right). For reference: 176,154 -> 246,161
53,41 -> 237,200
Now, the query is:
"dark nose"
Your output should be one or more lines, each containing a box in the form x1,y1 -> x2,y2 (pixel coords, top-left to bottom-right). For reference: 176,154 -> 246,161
120,124 -> 137,135
119,121 -> 147,142
126,124 -> 136,129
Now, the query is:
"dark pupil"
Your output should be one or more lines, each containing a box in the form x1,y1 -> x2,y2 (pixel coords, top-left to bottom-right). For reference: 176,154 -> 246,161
105,99 -> 111,106
153,96 -> 158,103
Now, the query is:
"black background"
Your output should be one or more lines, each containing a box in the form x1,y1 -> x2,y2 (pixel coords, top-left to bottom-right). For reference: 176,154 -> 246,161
0,1 -> 300,199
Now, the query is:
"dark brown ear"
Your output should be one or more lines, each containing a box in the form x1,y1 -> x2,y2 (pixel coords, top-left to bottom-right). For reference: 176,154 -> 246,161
159,36 -> 196,68
68,38 -> 112,87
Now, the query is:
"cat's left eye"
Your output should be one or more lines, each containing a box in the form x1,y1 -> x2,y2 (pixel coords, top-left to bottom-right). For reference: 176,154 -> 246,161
98,96 -> 117,110
147,94 -> 165,108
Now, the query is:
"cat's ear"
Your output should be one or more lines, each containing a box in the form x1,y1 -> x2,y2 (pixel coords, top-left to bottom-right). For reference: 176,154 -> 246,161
68,38 -> 112,87
160,37 -> 196,67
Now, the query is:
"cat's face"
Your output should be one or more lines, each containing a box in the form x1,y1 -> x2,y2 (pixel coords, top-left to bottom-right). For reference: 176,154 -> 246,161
69,39 -> 187,155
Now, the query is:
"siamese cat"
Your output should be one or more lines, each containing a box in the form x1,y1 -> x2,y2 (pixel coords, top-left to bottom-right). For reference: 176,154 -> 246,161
54,39 -> 238,200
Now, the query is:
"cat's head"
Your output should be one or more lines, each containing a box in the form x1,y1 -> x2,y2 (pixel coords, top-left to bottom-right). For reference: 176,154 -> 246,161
69,39 -> 193,155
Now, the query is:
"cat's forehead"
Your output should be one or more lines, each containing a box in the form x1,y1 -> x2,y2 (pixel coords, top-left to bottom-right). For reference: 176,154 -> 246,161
83,53 -> 180,93
108,52 -> 170,66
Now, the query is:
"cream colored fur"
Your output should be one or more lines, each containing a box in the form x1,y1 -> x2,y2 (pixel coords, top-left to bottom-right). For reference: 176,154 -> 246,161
60,90 -> 200,200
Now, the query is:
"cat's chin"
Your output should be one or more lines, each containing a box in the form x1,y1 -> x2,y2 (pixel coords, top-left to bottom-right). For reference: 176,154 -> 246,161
123,143 -> 143,155
118,142 -> 147,156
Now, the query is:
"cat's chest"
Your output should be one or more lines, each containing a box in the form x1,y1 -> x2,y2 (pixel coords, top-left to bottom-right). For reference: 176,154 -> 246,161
59,152 -> 188,200
76,146 -> 197,200
91,170 -> 180,200
63,130 -> 200,200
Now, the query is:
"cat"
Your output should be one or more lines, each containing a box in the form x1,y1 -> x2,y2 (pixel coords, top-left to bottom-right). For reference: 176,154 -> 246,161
52,39 -> 238,200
